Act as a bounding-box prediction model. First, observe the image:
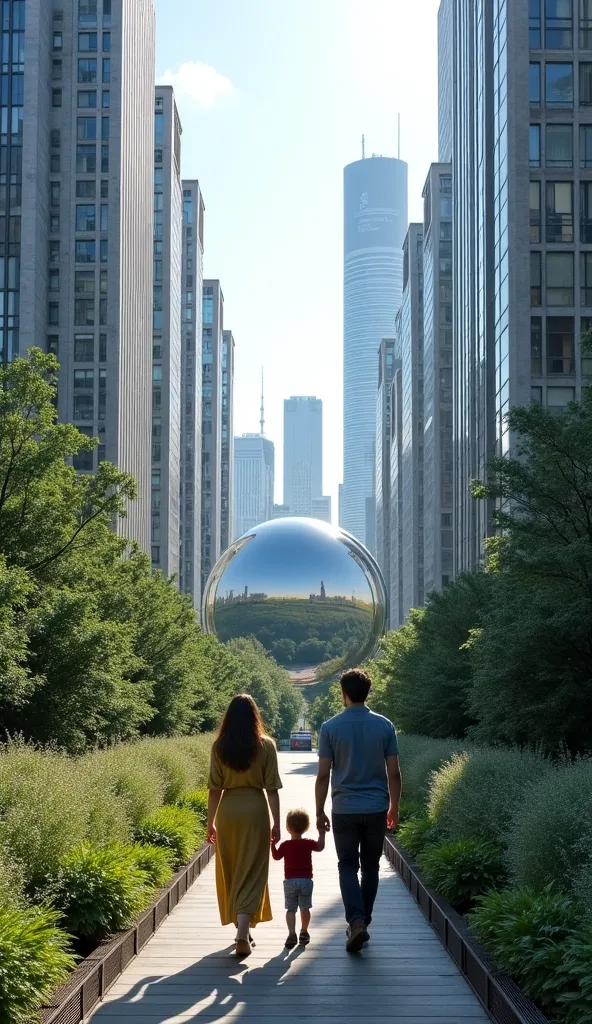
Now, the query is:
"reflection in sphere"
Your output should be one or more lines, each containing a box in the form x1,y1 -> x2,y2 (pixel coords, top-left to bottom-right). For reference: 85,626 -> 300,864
202,518 -> 387,685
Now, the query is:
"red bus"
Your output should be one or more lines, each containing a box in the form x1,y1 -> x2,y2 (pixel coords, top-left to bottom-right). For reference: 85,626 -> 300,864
290,731 -> 313,751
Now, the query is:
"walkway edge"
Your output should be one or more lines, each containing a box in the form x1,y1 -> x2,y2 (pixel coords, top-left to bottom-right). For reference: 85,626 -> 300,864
40,842 -> 215,1024
383,836 -> 550,1024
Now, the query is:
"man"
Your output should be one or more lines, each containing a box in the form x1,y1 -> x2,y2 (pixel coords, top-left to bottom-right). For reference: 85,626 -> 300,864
315,668 -> 401,953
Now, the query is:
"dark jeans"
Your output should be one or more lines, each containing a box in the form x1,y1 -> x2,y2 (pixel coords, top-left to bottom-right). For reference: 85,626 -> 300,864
332,811 -> 387,926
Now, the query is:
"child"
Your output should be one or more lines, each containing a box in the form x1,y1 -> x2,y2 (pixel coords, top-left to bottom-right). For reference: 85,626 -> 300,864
271,807 -> 325,948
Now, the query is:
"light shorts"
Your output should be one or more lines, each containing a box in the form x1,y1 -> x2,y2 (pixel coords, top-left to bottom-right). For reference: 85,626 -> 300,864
283,877 -> 314,912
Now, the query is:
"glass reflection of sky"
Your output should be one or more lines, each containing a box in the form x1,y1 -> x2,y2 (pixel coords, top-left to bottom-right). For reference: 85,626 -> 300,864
215,518 -> 372,602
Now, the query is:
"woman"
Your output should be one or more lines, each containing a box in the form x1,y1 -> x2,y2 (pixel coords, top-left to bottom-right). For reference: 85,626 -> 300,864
207,693 -> 282,956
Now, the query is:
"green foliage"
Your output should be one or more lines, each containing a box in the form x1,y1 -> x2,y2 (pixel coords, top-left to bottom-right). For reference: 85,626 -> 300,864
396,734 -> 466,804
418,840 -> 507,911
397,817 -> 439,859
54,843 -> 153,939
177,789 -> 208,825
308,681 -> 343,733
224,637 -> 304,739
469,887 -> 581,1014
134,806 -> 203,868
370,573 -> 492,739
552,929 -> 592,1024
0,905 -> 76,1023
398,798 -> 424,823
127,844 -> 175,889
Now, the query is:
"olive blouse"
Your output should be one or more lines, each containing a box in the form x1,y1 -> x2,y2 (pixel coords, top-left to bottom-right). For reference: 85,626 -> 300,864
207,737 -> 283,792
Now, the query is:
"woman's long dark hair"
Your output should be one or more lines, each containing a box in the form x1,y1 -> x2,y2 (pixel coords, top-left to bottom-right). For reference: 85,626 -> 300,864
214,694 -> 265,771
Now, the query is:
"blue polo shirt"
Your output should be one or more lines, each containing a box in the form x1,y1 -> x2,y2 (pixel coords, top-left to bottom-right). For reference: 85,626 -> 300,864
318,705 -> 399,814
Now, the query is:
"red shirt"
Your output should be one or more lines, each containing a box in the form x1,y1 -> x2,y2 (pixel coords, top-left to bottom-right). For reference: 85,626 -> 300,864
272,838 -> 319,879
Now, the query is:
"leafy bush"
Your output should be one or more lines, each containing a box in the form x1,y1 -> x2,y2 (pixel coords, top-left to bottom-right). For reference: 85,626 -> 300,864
552,929 -> 592,1024
177,788 -> 208,825
397,817 -> 439,859
469,887 -> 580,1012
140,743 -> 196,805
418,839 -> 507,911
134,806 -> 203,868
0,905 -> 76,1023
428,747 -> 547,848
396,734 -> 466,803
127,843 -> 175,888
82,747 -> 166,830
507,758 -> 592,906
0,851 -> 25,912
54,843 -> 154,939
398,797 -> 424,823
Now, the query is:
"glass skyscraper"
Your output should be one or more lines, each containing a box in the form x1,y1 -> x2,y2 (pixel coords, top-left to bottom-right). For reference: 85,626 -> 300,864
342,154 -> 408,548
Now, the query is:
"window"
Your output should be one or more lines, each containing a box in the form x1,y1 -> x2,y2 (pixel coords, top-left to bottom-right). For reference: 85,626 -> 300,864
52,88 -> 62,108
546,123 -> 572,166
77,116 -> 97,140
530,181 -> 541,241
52,59 -> 62,80
100,204 -> 108,231
547,317 -> 575,373
78,32 -> 97,51
101,116 -> 109,139
546,181 -> 573,240
103,0 -> 112,25
50,182 -> 60,207
155,112 -> 164,145
531,317 -> 543,373
545,0 -> 573,47
103,32 -> 111,51
203,295 -> 213,323
48,302 -> 59,326
532,386 -> 543,403
74,334 -> 94,361
102,90 -> 110,108
53,32 -> 63,50
582,0 -> 592,47
546,62 -> 574,106
530,62 -> 541,104
47,335 -> 59,355
79,0 -> 98,25
75,270 -> 95,295
531,251 -> 542,305
100,269 -> 107,294
75,240 -> 96,263
50,214 -> 60,233
102,58 -> 111,83
530,124 -> 541,166
546,252 -> 574,305
101,146 -> 109,173
76,180 -> 96,199
49,269 -> 59,293
75,298 -> 95,326
99,333 -> 107,361
98,368 -> 106,419
50,128 -> 61,149
531,0 -> 543,45
50,155 -> 61,173
78,58 -> 97,82
100,239 -> 108,262
581,181 -> 592,240
101,180 -> 109,199
73,429 -> 94,472
548,385 -> 575,411
582,316 -> 592,373
154,168 -> 164,188
49,240 -> 60,263
76,145 -> 97,174
76,204 -> 96,232
151,547 -> 160,564
582,251 -> 592,303
73,369 -> 94,420
78,89 -> 97,108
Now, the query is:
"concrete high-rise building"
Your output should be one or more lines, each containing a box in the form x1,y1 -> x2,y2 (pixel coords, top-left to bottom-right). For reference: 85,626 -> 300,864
311,495 -> 331,523
151,86 -> 182,578
272,504 -> 291,519
283,396 -> 323,515
7,0 -> 155,551
422,163 -> 454,595
400,224 -> 424,620
375,338 -> 397,598
179,179 -> 205,608
233,434 -> 274,539
220,329 -> 234,552
338,483 -> 344,527
438,0 -> 453,163
343,153 -> 408,547
389,355 -> 404,628
201,280 -> 223,592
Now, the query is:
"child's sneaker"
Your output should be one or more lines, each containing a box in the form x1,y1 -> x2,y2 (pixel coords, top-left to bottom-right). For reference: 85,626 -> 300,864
299,930 -> 310,946
285,932 -> 297,949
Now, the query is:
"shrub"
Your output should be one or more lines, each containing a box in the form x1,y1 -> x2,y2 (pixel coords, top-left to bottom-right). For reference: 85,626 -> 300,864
177,788 -> 208,826
0,851 -> 25,912
552,929 -> 592,1024
54,843 -> 154,939
507,758 -> 592,905
85,747 -> 166,828
469,887 -> 580,1013
134,806 -> 203,868
127,843 -> 175,888
0,905 -> 76,1023
397,735 -> 466,803
428,747 -> 547,848
397,817 -> 440,859
418,839 -> 507,911
398,797 -> 424,823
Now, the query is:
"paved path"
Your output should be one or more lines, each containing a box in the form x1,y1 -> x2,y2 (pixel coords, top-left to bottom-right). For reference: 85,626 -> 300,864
88,753 -> 489,1023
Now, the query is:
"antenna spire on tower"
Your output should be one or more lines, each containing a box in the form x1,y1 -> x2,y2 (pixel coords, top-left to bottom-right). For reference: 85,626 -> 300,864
260,368 -> 265,435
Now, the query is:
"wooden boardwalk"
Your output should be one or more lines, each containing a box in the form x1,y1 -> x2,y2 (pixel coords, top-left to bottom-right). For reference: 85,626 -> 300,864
88,753 -> 489,1023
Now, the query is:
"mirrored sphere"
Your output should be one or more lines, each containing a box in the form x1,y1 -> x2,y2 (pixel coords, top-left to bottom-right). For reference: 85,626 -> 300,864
202,517 -> 387,685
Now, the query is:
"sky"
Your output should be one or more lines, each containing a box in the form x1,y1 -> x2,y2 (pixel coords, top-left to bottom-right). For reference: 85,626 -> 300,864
155,0 -> 441,514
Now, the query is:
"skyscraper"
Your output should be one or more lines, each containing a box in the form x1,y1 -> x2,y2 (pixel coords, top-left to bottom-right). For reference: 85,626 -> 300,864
400,224 -> 424,620
283,396 -> 323,516
179,179 -> 205,609
201,280 -> 223,592
233,434 -> 275,539
151,86 -> 182,578
220,329 -> 234,552
10,0 -> 156,551
343,153 -> 408,547
389,356 -> 404,627
311,495 -> 332,523
375,337 -> 397,596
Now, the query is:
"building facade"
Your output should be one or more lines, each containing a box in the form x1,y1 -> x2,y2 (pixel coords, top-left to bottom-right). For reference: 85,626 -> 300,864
375,337 -> 397,596
151,86 -> 182,578
283,396 -> 323,515
342,154 -> 408,547
201,279 -> 223,592
179,179 -> 204,608
311,495 -> 331,523
11,0 -> 156,551
233,433 -> 275,539
422,163 -> 454,595
220,329 -> 234,552
389,349 -> 404,628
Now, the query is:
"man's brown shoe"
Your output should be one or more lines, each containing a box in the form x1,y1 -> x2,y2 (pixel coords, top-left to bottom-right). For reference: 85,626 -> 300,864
346,920 -> 369,953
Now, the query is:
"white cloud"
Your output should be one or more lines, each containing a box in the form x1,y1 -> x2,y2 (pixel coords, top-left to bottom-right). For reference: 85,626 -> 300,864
157,62 -> 233,110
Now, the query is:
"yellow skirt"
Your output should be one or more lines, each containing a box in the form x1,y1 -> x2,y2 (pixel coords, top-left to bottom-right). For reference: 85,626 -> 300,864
214,788 -> 272,927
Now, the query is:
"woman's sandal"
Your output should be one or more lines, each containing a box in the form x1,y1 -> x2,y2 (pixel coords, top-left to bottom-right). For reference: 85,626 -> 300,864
235,937 -> 252,957
235,932 -> 255,947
